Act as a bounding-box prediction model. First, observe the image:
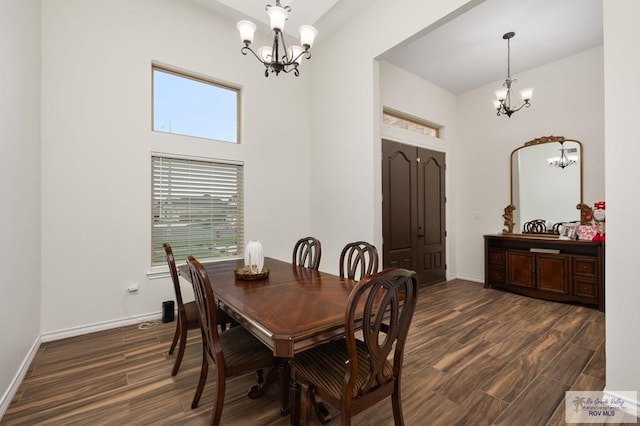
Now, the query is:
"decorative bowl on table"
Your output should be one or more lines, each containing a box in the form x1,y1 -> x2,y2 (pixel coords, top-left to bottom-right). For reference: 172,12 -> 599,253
234,266 -> 270,280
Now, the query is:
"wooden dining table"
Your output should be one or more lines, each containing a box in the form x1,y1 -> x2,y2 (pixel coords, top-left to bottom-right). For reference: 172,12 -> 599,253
177,256 -> 358,415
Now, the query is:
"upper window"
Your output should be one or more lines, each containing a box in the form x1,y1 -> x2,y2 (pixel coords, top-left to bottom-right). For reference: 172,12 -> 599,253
152,66 -> 240,143
383,110 -> 440,138
151,155 -> 244,266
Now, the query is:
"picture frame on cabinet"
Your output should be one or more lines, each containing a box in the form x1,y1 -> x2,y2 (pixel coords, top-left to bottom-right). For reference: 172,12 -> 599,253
559,223 -> 579,240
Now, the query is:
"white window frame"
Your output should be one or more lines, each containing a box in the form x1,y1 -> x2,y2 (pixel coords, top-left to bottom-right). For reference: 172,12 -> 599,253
152,65 -> 241,143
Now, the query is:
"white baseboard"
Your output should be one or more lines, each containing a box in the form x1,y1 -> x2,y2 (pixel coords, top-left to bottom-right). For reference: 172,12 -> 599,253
41,311 -> 162,343
0,336 -> 41,420
603,388 -> 639,419
450,273 -> 484,283
1,312 -> 165,420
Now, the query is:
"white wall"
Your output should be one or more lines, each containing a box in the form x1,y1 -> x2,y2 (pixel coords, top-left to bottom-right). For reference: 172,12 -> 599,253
0,0 -> 41,414
362,38 -> 603,285
603,0 -> 640,407
455,46 -> 605,281
378,60 -> 459,278
3,0 -> 638,416
308,0 -> 473,274
39,0 -> 312,334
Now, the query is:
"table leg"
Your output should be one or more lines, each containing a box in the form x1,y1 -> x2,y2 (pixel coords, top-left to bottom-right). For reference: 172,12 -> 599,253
248,366 -> 276,399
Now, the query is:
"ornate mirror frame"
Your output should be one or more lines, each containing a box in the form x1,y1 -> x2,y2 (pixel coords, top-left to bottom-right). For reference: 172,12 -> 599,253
503,135 -> 593,234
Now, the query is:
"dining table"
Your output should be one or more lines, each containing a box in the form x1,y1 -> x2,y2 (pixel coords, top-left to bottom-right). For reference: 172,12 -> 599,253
177,256 -> 359,416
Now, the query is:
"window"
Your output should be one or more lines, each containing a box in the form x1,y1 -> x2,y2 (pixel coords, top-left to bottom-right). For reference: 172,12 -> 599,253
383,110 -> 440,138
152,66 -> 240,143
151,155 -> 244,266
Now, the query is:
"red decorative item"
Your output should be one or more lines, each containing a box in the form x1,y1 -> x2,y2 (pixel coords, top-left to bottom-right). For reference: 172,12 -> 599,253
591,200 -> 605,241
578,225 -> 598,241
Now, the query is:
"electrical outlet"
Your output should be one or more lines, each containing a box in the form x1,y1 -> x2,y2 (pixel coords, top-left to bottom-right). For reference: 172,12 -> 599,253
127,284 -> 139,294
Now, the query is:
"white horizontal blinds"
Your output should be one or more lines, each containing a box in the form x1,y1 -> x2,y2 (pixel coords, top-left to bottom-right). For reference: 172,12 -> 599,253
152,155 -> 244,266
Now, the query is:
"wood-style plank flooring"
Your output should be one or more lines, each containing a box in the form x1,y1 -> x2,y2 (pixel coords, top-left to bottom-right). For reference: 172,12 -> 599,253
2,280 -> 615,425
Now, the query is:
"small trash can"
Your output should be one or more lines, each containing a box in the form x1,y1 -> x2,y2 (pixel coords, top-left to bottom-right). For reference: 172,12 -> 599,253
162,300 -> 175,323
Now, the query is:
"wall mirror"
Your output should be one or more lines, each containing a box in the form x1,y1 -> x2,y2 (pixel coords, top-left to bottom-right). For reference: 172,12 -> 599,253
503,135 -> 591,234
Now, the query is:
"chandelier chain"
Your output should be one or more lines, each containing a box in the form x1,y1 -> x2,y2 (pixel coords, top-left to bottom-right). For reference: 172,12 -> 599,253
507,36 -> 511,80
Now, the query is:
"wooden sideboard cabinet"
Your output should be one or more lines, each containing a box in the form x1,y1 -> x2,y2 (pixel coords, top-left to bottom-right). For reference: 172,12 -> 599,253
484,234 -> 604,311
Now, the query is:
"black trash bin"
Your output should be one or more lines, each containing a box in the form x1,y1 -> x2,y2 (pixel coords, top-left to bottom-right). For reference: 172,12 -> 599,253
162,300 -> 175,323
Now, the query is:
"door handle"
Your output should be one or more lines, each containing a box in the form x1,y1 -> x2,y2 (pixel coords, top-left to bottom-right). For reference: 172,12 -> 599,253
417,226 -> 425,238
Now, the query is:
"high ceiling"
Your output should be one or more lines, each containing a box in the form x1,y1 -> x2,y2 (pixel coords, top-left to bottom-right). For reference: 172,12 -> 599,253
193,0 -> 371,38
213,0 -> 340,31
194,0 -> 603,94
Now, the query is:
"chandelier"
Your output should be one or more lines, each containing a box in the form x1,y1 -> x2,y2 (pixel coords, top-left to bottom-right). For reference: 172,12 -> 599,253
236,1 -> 318,77
494,32 -> 534,117
548,143 -> 578,169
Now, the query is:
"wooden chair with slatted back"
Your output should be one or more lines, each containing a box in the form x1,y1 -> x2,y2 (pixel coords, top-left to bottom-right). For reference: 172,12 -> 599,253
289,268 -> 418,426
339,241 -> 379,281
187,256 -> 278,425
292,237 -> 322,270
163,243 -> 233,376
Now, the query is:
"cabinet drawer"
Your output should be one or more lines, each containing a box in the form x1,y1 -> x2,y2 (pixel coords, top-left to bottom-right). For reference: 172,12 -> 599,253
574,277 -> 597,299
488,249 -> 506,265
488,267 -> 506,284
573,257 -> 598,277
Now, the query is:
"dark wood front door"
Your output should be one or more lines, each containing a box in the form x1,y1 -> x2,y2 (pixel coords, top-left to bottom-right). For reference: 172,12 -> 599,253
382,139 -> 446,285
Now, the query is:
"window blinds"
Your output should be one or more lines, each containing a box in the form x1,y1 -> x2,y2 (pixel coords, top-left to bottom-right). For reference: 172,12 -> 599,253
151,155 -> 244,266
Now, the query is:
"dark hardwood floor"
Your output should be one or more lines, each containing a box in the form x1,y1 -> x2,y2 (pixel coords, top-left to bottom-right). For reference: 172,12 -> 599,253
2,279 -> 614,425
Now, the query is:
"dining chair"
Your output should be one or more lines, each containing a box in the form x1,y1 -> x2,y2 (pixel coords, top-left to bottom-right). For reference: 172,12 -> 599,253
187,255 -> 278,425
292,237 -> 322,270
289,268 -> 418,426
163,243 -> 233,376
339,241 -> 379,281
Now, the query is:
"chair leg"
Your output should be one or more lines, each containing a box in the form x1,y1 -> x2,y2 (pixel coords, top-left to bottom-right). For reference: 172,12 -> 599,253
171,319 -> 188,376
277,360 -> 291,416
168,317 -> 181,355
211,364 -> 226,426
289,380 -> 300,426
391,385 -> 404,425
191,351 -> 209,409
303,384 -> 331,425
341,410 -> 352,426
300,383 -> 312,426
